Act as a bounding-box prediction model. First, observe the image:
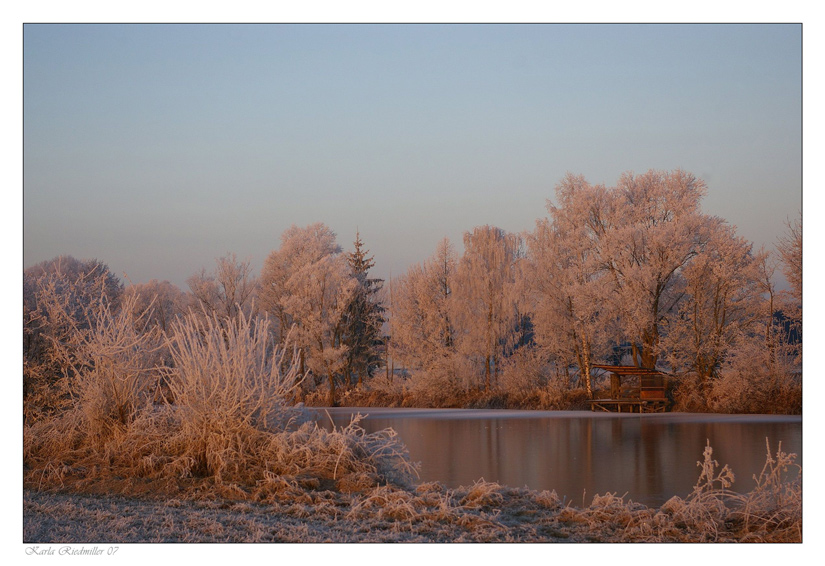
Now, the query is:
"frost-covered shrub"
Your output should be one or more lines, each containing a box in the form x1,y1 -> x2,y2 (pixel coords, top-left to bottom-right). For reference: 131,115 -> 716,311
706,369 -> 761,414
25,305 -> 420,492
498,349 -> 550,394
708,367 -> 801,415
158,310 -> 409,483
669,325 -> 801,414
400,356 -> 476,406
670,373 -> 715,413
163,311 -> 307,441
706,330 -> 801,414
497,353 -> 585,409
24,257 -> 124,424
542,370 -> 586,409
24,290 -> 163,471
71,294 -> 164,441
266,416 -> 419,491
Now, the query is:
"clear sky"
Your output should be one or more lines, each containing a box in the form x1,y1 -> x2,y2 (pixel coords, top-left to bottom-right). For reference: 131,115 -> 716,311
23,23 -> 802,289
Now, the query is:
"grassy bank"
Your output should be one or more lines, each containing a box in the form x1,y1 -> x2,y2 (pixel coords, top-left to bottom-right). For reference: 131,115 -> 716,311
25,439 -> 801,543
300,381 -> 590,411
298,371 -> 801,414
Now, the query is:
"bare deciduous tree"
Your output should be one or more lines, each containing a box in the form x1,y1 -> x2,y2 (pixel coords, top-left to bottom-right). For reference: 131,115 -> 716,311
776,212 -> 802,312
389,238 -> 459,381
187,253 -> 256,321
122,279 -> 191,333
453,225 -> 523,391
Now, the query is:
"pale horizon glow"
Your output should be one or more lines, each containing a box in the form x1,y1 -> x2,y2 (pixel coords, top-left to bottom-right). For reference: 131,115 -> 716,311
24,24 -> 801,290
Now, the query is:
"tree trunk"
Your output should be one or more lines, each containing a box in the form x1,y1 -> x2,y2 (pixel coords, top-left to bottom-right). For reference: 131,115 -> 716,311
581,336 -> 593,399
386,351 -> 392,384
640,326 -> 659,369
640,348 -> 657,370
575,336 -> 593,399
766,290 -> 777,373
327,371 -> 337,407
484,356 -> 491,392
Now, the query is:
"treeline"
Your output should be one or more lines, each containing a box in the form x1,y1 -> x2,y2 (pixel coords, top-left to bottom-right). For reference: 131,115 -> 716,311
23,169 -> 802,416
23,229 -> 384,419
388,170 -> 801,413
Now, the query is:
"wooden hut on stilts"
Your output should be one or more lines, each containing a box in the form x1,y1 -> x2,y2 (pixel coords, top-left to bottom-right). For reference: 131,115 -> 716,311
587,364 -> 670,413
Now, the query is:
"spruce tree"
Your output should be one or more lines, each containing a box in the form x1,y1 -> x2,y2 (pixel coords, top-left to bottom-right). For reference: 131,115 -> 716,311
343,231 -> 386,386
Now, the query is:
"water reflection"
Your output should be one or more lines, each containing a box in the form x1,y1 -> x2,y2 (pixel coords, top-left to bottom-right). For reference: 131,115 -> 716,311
320,408 -> 801,507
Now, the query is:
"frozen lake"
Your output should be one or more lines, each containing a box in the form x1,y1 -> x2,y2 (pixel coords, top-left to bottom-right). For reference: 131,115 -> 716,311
318,407 -> 802,507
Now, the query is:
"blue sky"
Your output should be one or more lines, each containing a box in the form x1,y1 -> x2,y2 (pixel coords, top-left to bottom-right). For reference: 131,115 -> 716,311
23,23 -> 802,288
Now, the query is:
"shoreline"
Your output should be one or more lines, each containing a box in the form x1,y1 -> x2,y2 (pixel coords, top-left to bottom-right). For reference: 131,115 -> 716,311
315,405 -> 803,421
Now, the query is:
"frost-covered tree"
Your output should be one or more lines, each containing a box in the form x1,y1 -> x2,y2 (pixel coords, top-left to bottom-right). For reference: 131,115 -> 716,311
661,221 -> 764,389
259,223 -> 356,406
526,175 -> 617,398
699,247 -> 802,414
24,256 -> 123,367
776,212 -> 802,317
775,213 -> 802,374
187,253 -> 256,321
452,225 -> 523,391
389,238 -> 458,377
600,169 -> 715,368
260,223 -> 342,345
342,230 -> 385,387
749,247 -> 800,382
122,279 -> 191,333
754,248 -> 781,365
